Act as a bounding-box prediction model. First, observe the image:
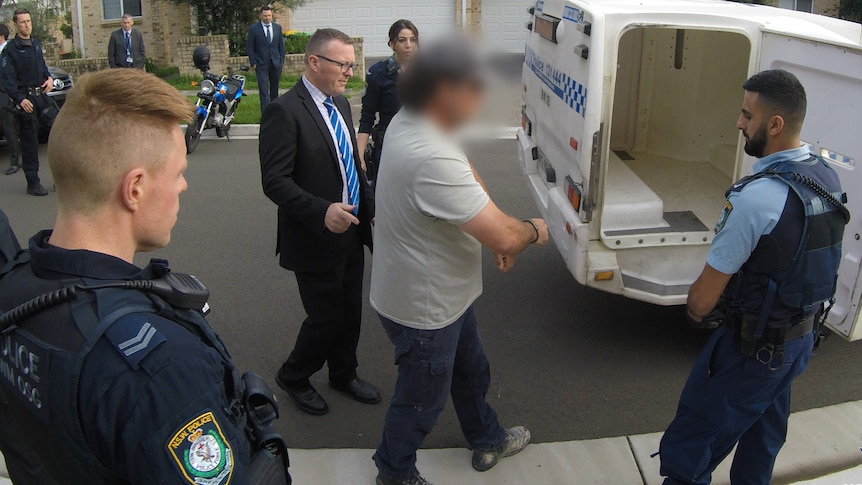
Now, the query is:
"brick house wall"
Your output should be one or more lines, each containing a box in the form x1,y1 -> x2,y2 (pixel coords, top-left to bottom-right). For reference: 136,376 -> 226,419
763,0 -> 840,17
70,0 -> 192,65
814,0 -> 841,17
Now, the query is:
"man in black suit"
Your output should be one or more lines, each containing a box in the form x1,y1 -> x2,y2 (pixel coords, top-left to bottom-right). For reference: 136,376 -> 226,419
107,14 -> 145,69
247,5 -> 285,111
259,28 -> 379,416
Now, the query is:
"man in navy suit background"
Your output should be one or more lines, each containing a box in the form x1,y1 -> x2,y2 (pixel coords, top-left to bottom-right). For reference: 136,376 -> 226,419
247,5 -> 285,110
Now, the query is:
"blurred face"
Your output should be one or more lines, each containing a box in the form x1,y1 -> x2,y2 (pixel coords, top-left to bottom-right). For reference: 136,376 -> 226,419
309,41 -> 355,96
260,9 -> 273,24
121,17 -> 133,30
14,13 -> 32,38
134,127 -> 188,252
436,80 -> 483,129
737,91 -> 770,158
390,28 -> 418,62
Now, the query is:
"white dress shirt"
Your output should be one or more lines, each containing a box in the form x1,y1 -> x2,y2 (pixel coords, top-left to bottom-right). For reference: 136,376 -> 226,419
262,22 -> 272,43
302,75 -> 352,204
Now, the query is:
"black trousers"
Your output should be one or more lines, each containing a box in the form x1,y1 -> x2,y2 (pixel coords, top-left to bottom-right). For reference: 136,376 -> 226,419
1,106 -> 20,167
279,230 -> 365,387
19,114 -> 39,186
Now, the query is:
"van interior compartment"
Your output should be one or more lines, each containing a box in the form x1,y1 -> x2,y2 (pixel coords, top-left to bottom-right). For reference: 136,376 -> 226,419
603,27 -> 751,244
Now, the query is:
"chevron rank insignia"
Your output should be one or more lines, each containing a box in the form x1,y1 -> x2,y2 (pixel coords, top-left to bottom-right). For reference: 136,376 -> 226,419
104,314 -> 167,369
167,411 -> 234,485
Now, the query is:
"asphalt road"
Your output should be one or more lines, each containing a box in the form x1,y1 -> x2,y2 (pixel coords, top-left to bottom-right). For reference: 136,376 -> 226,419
1,140 -> 861,451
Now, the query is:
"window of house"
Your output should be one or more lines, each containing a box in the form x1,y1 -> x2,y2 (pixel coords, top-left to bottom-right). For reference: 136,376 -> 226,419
777,0 -> 814,12
103,0 -> 142,20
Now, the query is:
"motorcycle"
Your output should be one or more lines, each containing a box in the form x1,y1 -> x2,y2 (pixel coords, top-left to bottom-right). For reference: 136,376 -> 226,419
185,45 -> 249,154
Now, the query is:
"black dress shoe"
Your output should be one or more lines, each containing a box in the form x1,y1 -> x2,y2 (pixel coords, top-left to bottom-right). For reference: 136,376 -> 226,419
275,374 -> 329,415
329,377 -> 381,404
5,165 -> 18,175
26,184 -> 48,196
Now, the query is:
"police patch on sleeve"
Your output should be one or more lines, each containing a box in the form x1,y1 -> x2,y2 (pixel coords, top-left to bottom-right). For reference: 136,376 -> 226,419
715,200 -> 733,234
166,411 -> 234,485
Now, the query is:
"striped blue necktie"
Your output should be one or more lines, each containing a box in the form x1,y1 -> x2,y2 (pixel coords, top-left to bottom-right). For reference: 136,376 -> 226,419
323,97 -> 360,215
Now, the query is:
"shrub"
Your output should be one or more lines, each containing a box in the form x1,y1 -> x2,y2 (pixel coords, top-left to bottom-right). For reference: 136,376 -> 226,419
284,32 -> 311,55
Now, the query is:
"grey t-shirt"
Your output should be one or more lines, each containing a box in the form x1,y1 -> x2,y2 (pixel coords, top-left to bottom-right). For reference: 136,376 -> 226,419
370,110 -> 490,330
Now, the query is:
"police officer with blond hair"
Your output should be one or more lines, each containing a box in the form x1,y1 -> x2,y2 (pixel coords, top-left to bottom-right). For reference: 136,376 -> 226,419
0,69 -> 290,485
660,69 -> 849,484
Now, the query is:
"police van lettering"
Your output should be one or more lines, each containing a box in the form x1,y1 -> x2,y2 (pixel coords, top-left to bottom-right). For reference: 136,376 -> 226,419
0,332 -> 48,420
168,411 -> 234,485
525,46 -> 588,116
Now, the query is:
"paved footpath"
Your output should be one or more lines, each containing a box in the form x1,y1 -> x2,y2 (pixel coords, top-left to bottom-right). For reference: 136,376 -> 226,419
3,401 -> 857,484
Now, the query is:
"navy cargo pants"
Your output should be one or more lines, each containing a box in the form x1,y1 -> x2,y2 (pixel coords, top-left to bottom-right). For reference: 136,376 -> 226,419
660,324 -> 814,485
374,306 -> 507,480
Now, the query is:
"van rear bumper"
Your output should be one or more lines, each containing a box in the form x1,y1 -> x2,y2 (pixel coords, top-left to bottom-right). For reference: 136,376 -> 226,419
516,128 -> 701,306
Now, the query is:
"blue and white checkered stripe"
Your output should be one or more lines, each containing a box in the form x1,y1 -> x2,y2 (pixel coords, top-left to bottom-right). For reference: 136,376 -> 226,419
563,78 -> 588,116
525,46 -> 588,117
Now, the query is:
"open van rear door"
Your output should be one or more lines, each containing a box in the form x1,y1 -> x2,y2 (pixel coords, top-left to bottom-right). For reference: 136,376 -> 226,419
758,29 -> 862,340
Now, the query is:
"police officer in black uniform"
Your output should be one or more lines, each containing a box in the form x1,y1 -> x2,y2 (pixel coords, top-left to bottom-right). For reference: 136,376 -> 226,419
660,70 -> 849,484
0,8 -> 54,196
0,69 -> 289,485
357,19 -> 418,181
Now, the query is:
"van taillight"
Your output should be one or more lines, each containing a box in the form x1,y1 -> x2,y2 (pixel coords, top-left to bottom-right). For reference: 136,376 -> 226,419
565,175 -> 582,212
521,112 -> 533,136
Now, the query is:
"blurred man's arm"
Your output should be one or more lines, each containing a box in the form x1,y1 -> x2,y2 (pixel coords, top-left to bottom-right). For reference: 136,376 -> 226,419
460,200 -> 548,255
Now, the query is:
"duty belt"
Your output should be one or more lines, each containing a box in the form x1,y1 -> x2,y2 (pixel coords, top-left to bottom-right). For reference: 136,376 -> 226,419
761,315 -> 817,343
26,87 -> 43,97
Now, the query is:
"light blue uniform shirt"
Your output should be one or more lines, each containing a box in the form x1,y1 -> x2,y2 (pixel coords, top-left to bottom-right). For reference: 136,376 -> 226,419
707,146 -> 813,275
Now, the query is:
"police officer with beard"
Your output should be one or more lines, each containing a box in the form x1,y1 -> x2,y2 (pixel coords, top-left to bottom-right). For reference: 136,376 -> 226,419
0,69 -> 290,485
659,70 -> 849,484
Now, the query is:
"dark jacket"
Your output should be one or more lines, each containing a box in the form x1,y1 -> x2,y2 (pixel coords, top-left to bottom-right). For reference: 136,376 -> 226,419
107,28 -> 146,69
359,57 -> 401,136
0,232 -> 252,484
246,21 -> 285,70
0,36 -> 50,105
259,79 -> 374,273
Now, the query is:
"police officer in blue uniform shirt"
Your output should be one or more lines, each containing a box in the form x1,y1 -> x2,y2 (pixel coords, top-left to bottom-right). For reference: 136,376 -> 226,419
0,8 -> 54,196
659,70 -> 849,484
357,19 -> 418,180
0,69 -> 289,485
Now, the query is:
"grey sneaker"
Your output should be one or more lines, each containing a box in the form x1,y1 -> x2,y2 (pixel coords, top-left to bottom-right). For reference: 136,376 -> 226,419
375,472 -> 433,485
471,426 -> 532,472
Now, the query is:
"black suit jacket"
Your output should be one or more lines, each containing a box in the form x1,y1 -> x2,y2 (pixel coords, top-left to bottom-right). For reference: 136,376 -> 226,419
108,28 -> 145,68
259,79 -> 374,273
246,21 -> 285,69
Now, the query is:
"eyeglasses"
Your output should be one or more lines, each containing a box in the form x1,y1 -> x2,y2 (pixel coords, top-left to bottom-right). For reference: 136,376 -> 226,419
314,54 -> 359,74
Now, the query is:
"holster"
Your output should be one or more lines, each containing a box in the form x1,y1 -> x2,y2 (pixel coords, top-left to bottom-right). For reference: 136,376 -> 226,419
242,372 -> 291,485
738,313 -> 759,356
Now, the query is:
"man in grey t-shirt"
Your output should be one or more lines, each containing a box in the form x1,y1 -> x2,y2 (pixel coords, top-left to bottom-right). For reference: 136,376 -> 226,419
370,37 -> 549,485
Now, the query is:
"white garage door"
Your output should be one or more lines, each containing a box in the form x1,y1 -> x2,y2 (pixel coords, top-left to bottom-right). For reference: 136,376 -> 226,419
290,1 -> 456,57
482,0 -> 531,53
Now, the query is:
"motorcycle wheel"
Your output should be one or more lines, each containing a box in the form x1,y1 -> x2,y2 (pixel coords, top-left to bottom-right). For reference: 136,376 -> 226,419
185,115 -> 203,154
220,102 -> 238,137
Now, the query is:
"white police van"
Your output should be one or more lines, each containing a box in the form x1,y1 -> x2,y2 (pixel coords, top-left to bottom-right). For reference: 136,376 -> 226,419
517,0 -> 862,340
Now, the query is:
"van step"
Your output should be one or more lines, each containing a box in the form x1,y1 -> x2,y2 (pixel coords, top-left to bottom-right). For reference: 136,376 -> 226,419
604,211 -> 708,236
613,150 -> 636,161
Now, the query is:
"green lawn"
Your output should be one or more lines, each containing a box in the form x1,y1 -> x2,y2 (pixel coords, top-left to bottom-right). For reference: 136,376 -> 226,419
168,72 -> 364,92
186,85 -> 359,125
187,95 -> 261,125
